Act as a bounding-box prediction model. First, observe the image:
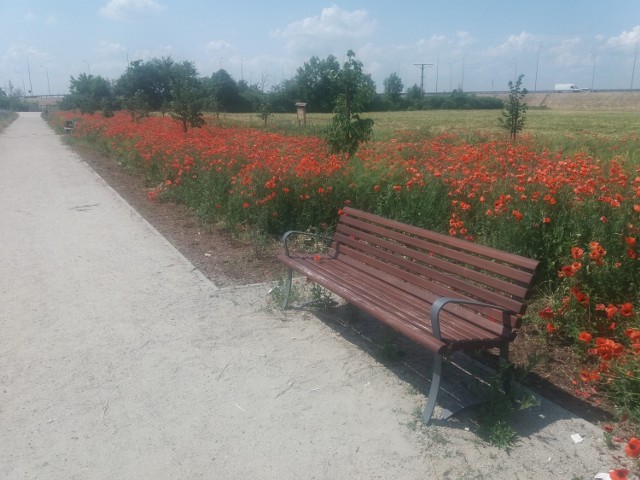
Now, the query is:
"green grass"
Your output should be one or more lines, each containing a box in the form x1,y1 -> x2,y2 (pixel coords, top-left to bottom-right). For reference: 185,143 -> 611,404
0,110 -> 17,132
210,109 -> 640,155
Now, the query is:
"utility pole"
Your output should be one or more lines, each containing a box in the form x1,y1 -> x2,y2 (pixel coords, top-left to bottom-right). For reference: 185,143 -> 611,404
413,63 -> 433,97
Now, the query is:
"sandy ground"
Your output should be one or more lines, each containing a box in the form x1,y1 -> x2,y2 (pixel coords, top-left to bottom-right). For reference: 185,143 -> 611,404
0,113 -> 625,479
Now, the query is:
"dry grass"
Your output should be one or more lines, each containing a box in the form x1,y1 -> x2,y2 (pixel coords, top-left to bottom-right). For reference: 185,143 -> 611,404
488,91 -> 640,111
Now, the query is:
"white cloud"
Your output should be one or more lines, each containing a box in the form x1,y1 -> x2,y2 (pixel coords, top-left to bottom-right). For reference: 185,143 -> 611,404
130,45 -> 175,60
456,30 -> 476,48
272,5 -> 376,51
96,41 -> 127,54
204,40 -> 235,53
45,15 -> 59,25
486,31 -> 534,57
607,25 -> 640,48
99,0 -> 166,21
549,37 -> 585,67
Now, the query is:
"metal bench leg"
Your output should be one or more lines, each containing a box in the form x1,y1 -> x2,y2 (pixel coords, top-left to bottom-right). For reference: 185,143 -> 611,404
282,268 -> 293,309
422,352 -> 442,425
500,344 -> 513,399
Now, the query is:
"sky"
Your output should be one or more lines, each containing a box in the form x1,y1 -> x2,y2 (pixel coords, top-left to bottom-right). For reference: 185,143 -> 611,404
1,0 -> 639,96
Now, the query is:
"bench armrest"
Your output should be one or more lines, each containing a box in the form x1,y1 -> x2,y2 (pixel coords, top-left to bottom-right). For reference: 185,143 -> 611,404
430,297 -> 516,340
281,230 -> 334,257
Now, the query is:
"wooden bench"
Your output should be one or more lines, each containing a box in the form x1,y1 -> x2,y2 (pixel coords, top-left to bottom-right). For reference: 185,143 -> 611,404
278,207 -> 539,424
63,120 -> 75,134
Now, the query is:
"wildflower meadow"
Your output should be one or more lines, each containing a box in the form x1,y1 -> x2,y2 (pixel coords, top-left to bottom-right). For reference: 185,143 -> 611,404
51,109 -> 640,428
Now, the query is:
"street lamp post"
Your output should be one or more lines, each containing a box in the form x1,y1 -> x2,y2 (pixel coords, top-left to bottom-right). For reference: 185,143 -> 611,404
41,65 -> 51,96
82,60 -> 91,75
631,43 -> 638,91
461,53 -> 470,91
534,44 -> 543,92
26,55 -> 34,95
16,71 -> 26,96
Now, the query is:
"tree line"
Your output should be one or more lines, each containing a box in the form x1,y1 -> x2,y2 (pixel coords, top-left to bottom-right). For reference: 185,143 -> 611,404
58,53 -> 503,119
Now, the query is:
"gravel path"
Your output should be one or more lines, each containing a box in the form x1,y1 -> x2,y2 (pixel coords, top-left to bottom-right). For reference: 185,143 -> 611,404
0,113 -> 617,479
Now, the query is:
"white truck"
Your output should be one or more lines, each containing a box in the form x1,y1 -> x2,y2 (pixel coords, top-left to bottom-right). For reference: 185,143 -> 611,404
554,83 -> 581,93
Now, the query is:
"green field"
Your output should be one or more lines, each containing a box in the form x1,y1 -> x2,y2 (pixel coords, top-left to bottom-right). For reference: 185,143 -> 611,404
215,109 -> 640,136
215,109 -> 640,160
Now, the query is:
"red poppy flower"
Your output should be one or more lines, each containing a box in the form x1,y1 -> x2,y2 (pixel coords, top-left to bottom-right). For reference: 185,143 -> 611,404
625,437 -> 640,458
605,304 -> 618,319
625,328 -> 640,343
578,332 -> 592,343
619,303 -> 634,318
571,247 -> 584,259
538,307 -> 554,319
512,210 -> 523,221
546,323 -> 557,333
610,468 -> 628,480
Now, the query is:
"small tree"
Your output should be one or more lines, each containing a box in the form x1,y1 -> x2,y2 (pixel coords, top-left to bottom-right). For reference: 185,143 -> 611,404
124,90 -> 150,123
383,72 -> 404,107
325,50 -> 375,156
170,78 -> 205,132
499,74 -> 528,142
258,101 -> 272,126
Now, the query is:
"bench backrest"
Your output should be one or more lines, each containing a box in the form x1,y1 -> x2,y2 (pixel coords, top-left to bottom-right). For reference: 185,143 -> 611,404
331,207 -> 539,333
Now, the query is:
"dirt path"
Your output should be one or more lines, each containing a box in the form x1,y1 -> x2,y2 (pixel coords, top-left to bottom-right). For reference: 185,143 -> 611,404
0,113 -> 621,479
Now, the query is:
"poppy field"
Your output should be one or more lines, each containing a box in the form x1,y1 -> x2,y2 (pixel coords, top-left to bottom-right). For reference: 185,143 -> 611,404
51,109 -> 640,432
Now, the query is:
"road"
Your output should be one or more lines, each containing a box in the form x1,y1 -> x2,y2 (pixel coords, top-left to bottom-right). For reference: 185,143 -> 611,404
0,112 -> 619,479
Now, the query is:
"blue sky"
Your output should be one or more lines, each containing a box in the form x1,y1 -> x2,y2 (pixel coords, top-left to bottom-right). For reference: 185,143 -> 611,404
1,0 -> 639,96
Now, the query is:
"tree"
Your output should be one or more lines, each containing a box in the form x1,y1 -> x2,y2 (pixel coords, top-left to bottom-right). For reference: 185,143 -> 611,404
170,77 -> 205,132
268,78 -> 299,113
326,50 -> 375,156
383,73 -> 404,106
499,74 -> 528,142
405,84 -> 423,109
115,57 -> 198,113
123,90 -> 149,123
61,74 -> 113,114
294,55 -> 341,113
203,69 -> 244,113
257,101 -> 272,126
0,82 -> 29,111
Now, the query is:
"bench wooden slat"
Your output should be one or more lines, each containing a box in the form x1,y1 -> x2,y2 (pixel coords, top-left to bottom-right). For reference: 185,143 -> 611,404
333,227 -> 530,313
331,250 -> 518,335
342,207 -> 539,272
338,214 -> 537,286
279,253 -> 514,345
